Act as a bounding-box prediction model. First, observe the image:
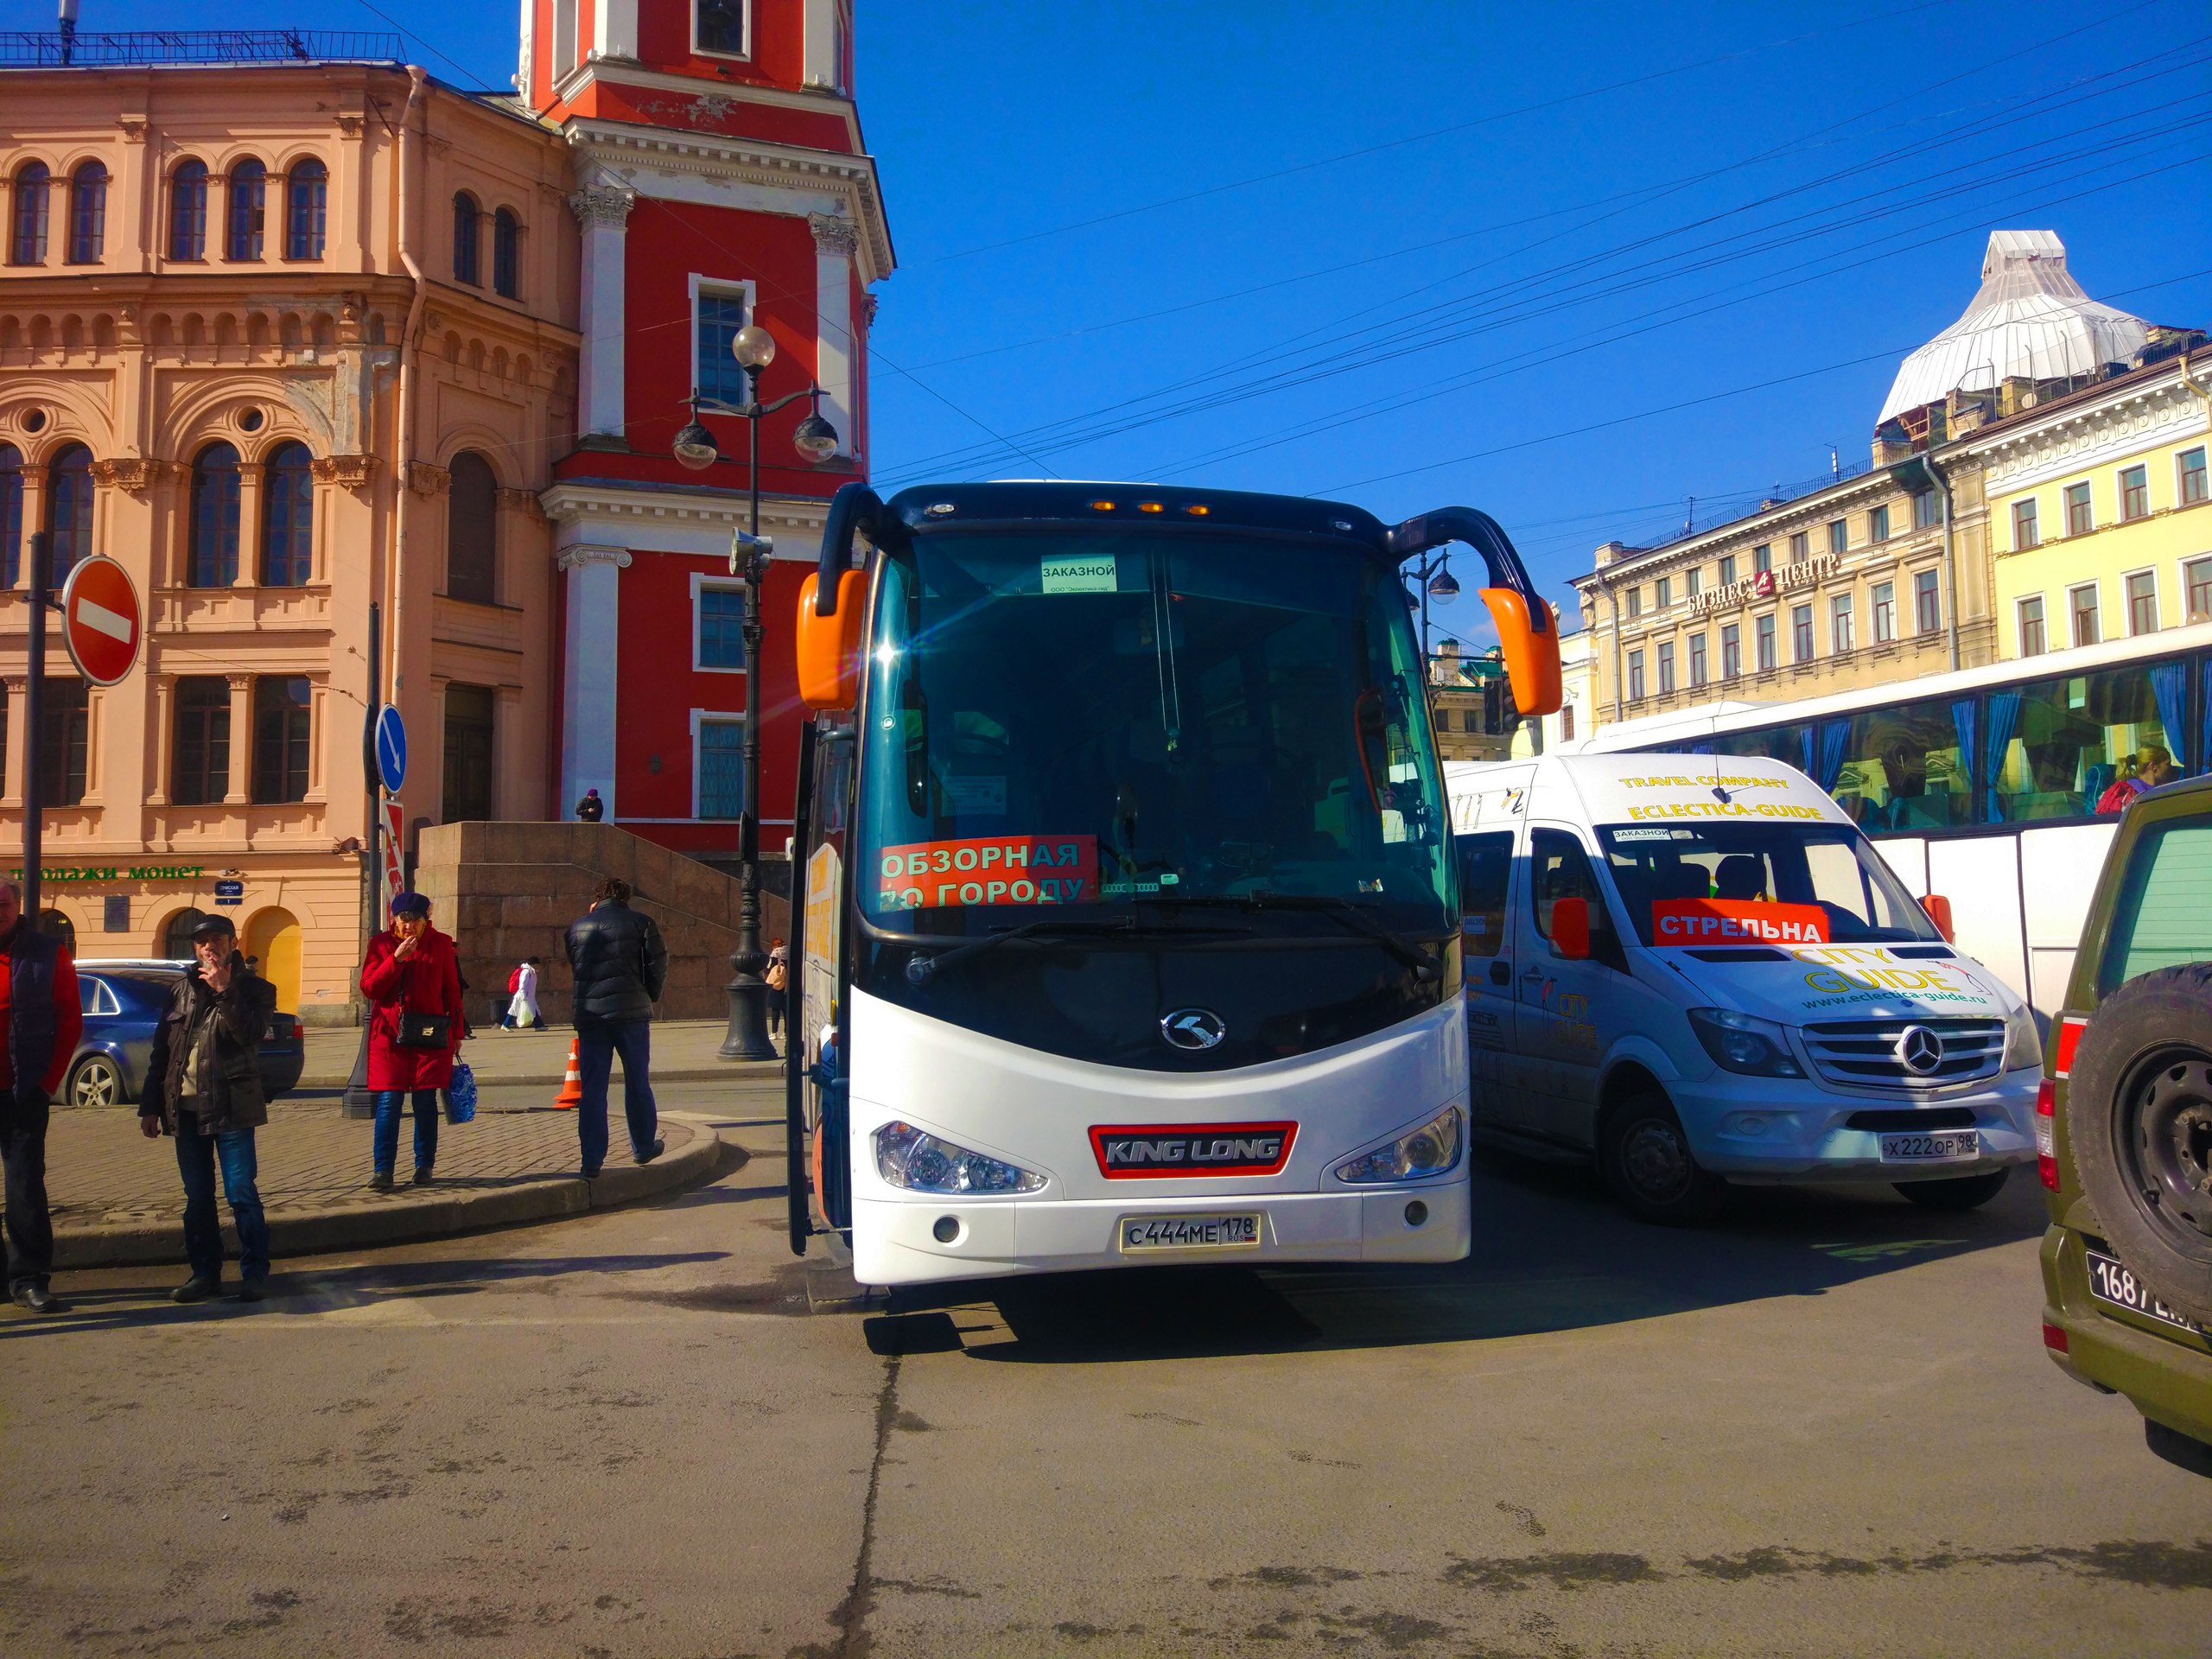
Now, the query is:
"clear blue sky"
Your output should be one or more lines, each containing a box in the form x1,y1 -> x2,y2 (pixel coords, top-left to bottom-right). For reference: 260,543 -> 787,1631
12,0 -> 2209,647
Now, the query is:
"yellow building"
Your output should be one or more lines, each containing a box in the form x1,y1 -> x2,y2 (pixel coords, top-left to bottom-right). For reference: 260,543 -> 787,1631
1,45 -> 579,1020
1984,353 -> 2211,661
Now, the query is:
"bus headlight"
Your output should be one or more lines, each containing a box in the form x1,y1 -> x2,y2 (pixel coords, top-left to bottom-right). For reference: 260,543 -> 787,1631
1688,1007 -> 1805,1077
874,1122 -> 1046,1195
1334,1106 -> 1462,1185
2002,1001 -> 2044,1071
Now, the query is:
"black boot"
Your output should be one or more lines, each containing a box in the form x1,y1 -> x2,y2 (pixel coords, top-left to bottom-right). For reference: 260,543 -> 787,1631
170,1275 -> 219,1305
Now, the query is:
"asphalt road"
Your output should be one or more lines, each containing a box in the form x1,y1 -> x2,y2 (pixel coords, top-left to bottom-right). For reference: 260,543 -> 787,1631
3,1078 -> 2205,1658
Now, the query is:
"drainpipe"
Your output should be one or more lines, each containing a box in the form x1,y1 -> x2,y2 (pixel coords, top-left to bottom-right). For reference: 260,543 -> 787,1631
1888,448 -> 1959,674
1608,578 -> 1625,725
392,67 -> 429,707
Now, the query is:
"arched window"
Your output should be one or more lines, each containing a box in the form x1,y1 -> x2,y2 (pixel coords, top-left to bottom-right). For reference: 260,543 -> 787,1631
44,442 -> 93,580
226,159 -> 265,260
168,159 -> 208,260
493,207 -> 520,298
189,442 -> 242,588
67,161 -> 105,264
452,192 -> 480,285
0,443 -> 21,589
10,162 -> 49,265
284,158 -> 326,260
162,907 -> 210,961
445,452 -> 498,604
260,442 -> 314,586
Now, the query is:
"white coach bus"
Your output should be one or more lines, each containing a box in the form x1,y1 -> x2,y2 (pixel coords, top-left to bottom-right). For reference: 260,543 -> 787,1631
778,480 -> 1563,1286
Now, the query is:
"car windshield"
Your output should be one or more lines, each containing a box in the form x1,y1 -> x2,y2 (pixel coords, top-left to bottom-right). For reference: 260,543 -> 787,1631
1596,820 -> 1941,947
857,528 -> 1451,938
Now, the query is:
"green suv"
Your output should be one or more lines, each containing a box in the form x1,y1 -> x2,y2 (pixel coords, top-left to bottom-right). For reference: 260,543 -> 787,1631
2039,774 -> 2212,1476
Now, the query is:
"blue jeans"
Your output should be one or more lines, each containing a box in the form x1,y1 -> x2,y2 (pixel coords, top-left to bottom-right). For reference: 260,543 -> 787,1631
371,1089 -> 440,1175
175,1115 -> 270,1283
575,1019 -> 658,1173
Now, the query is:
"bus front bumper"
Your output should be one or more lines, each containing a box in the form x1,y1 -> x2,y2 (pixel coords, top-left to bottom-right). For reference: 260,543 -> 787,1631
849,1180 -> 1471,1287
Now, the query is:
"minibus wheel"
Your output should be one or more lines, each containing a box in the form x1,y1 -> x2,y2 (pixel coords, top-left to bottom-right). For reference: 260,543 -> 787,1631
2065,963 -> 2212,1325
1599,1090 -> 1727,1226
1893,1168 -> 2010,1211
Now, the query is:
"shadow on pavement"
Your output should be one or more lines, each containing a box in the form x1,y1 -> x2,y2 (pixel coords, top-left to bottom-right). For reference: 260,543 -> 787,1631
868,1148 -> 2048,1363
0,1251 -> 729,1338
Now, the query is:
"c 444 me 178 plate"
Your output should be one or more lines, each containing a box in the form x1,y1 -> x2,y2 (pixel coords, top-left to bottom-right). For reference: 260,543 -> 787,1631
1119,1213 -> 1261,1253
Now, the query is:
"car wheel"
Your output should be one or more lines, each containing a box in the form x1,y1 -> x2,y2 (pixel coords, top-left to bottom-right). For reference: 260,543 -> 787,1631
67,1053 -> 124,1111
1599,1090 -> 1728,1226
1893,1168 -> 2011,1211
2064,963 -> 2212,1326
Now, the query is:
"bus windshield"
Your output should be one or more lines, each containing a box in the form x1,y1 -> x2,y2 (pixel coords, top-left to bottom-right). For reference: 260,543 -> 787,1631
857,529 -> 1450,936
1595,821 -> 1941,947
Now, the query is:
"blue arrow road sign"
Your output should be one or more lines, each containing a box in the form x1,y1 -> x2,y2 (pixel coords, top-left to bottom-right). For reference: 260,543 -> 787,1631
373,704 -> 407,793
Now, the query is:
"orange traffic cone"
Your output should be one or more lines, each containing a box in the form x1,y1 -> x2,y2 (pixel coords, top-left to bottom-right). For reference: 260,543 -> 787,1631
553,1038 -> 583,1109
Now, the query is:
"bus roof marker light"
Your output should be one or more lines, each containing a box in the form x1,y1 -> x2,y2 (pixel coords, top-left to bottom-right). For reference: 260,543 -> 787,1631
1185,504 -> 1210,516
1090,500 -> 1116,512
1138,501 -> 1163,513
925,502 -> 956,517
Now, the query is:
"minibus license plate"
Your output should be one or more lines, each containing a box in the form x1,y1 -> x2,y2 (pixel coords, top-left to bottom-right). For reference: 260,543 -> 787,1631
1120,1214 -> 1261,1253
2086,1249 -> 2199,1333
1878,1129 -> 1978,1162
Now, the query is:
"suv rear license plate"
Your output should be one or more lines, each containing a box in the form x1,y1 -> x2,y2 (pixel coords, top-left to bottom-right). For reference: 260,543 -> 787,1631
1879,1129 -> 1979,1162
1120,1214 -> 1261,1254
2086,1249 -> 2200,1333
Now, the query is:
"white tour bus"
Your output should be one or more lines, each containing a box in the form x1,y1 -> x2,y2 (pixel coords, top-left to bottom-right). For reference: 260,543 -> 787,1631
1574,621 -> 2212,1017
779,480 -> 1562,1286
1445,753 -> 2043,1224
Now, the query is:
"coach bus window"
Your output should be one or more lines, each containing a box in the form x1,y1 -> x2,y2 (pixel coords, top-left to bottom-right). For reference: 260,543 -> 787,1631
1829,698 -> 1965,831
1993,659 -> 2190,823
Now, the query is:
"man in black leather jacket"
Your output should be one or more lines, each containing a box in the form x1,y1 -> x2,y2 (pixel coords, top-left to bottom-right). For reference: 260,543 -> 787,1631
563,876 -> 669,1178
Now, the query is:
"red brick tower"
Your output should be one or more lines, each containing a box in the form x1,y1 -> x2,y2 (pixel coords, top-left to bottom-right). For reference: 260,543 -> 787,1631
519,0 -> 890,857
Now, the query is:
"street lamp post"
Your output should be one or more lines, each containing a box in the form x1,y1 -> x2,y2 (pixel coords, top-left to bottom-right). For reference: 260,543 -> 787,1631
672,323 -> 839,1061
1402,551 -> 1460,690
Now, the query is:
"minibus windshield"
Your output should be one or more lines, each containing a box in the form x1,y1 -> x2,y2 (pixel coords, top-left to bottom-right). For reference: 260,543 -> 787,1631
858,529 -> 1451,938
1596,821 -> 1942,947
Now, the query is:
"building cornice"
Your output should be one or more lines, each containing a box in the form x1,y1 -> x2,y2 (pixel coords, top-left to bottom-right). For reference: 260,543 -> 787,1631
563,118 -> 892,283
558,59 -> 862,150
1968,362 -> 2210,497
539,478 -> 830,550
1573,468 -> 1897,592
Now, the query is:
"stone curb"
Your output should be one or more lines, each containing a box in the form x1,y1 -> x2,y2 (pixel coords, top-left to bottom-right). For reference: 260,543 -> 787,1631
50,1121 -> 735,1271
291,1065 -> 782,1091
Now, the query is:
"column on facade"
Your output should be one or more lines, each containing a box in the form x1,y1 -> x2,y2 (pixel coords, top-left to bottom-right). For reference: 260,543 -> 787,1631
234,460 -> 264,588
557,543 -> 629,817
809,213 -> 859,460
567,187 -> 635,443
225,673 -> 253,806
2,676 -> 24,809
146,673 -> 174,806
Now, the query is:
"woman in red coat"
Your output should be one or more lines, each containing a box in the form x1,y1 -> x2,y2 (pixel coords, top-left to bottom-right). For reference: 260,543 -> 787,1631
359,891 -> 466,1191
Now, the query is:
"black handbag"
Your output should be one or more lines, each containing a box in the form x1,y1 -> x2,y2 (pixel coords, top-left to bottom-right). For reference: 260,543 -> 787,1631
396,1012 -> 452,1050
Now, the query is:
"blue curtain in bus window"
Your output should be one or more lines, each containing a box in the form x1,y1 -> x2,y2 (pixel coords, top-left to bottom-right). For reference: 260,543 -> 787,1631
1981,690 -> 2021,822
1688,740 -> 1714,756
1815,719 -> 1851,793
1949,698 -> 1976,815
2201,658 -> 2212,777
2150,661 -> 2186,772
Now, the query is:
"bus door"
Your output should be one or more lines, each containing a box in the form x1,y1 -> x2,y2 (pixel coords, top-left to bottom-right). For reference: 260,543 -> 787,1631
786,715 -> 857,1254
1455,827 -> 1517,1112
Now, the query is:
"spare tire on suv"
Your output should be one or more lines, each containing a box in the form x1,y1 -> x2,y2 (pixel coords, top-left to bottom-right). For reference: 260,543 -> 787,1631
2065,961 -> 2212,1326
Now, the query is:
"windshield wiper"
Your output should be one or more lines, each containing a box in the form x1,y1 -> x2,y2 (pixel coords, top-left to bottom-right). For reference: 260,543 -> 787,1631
903,913 -> 1249,984
1147,891 -> 1442,982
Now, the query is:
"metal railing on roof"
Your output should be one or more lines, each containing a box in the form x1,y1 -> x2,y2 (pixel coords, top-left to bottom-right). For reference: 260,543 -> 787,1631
1623,455 -> 1876,563
0,30 -> 404,68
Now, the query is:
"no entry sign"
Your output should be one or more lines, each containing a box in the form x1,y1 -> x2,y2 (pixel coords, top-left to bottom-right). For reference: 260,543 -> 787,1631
60,557 -> 142,686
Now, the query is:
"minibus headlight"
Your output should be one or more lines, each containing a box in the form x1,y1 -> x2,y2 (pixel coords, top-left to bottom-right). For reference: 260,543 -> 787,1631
2002,1001 -> 2044,1071
1687,1007 -> 1804,1078
1334,1106 -> 1463,1185
874,1122 -> 1046,1195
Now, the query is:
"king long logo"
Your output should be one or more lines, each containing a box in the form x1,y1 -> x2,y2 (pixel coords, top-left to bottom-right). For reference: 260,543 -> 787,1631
1089,1122 -> 1298,1179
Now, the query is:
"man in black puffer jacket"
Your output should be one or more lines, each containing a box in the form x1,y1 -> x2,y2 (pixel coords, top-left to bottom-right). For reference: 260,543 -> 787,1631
563,877 -> 669,1178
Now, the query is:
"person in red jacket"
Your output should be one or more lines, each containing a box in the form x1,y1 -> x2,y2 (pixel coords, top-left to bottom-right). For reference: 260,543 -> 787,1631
358,891 -> 465,1191
0,880 -> 82,1315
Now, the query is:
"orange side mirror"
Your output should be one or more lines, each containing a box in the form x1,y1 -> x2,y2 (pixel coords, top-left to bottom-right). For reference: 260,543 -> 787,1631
796,569 -> 866,711
1479,586 -> 1563,718
1551,896 -> 1591,961
1922,893 -> 1955,942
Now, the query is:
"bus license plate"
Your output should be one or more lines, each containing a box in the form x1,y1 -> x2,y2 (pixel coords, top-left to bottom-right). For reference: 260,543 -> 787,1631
1879,1129 -> 1979,1162
2086,1249 -> 2200,1333
1120,1213 -> 1261,1253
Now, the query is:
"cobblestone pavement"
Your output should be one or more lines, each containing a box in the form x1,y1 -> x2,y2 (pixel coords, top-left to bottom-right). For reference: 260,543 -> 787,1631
37,1099 -> 637,1230
296,1019 -> 785,1086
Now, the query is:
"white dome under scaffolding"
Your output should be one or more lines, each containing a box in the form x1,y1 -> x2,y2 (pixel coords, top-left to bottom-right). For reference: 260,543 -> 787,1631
1878,231 -> 2151,425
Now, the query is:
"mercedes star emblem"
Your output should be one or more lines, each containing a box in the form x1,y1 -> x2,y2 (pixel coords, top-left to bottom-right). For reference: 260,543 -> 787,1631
1896,1025 -> 1944,1074
1160,1007 -> 1227,1051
